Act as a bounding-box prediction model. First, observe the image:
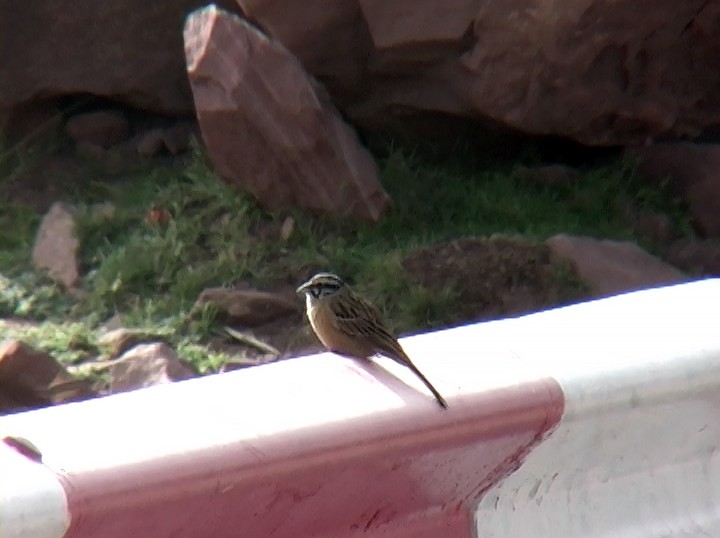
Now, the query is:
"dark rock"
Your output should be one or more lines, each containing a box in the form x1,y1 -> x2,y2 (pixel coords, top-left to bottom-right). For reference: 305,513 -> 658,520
633,143 -> 720,237
0,340 -> 96,413
665,238 -> 720,276
65,111 -> 130,148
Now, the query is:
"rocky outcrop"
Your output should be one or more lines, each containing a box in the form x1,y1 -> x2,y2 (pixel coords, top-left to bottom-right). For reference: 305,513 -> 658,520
5,1 -> 718,147
184,6 -> 390,220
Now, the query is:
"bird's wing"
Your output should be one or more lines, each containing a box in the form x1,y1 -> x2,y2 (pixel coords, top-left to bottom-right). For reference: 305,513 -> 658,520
330,293 -> 405,358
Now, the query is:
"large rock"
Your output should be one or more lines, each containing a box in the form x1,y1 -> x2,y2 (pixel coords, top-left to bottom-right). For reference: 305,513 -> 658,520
195,286 -> 299,327
184,6 -> 390,220
546,234 -> 688,297
0,0 -> 241,138
237,0 -> 720,145
633,143 -> 720,237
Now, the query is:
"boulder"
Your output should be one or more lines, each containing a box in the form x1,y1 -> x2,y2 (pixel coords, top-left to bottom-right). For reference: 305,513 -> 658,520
184,6 -> 390,220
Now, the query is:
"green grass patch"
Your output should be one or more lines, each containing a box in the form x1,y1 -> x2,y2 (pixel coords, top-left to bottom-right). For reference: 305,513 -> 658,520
0,138 -> 690,370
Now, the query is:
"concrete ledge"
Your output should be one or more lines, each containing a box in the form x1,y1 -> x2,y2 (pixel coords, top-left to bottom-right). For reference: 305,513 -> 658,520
1,279 -> 719,537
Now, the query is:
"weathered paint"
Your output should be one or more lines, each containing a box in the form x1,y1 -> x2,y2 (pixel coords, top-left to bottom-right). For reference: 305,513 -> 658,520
0,337 -> 563,537
0,439 -> 69,538
473,279 -> 720,536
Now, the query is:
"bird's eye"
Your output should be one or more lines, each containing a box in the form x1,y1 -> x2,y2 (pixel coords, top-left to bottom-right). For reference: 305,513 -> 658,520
310,288 -> 321,299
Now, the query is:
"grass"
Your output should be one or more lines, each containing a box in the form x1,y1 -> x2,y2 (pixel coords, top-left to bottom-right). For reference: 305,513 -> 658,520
0,136 -> 691,372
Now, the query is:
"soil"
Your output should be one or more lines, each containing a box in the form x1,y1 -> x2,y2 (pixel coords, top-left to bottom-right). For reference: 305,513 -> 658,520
402,236 -> 585,325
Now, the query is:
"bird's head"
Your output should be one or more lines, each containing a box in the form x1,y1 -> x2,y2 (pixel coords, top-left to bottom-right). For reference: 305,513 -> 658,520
296,272 -> 346,301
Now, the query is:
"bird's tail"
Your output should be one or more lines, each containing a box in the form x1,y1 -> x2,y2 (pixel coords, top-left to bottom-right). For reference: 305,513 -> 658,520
395,350 -> 448,409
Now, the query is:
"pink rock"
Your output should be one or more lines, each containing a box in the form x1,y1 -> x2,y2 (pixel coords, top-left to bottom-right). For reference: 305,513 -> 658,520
32,202 -> 81,289
184,5 -> 390,221
634,143 -> 720,237
546,234 -> 688,297
109,343 -> 196,393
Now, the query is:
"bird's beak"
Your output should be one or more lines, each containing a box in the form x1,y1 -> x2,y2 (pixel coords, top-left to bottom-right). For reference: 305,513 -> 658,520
296,281 -> 310,294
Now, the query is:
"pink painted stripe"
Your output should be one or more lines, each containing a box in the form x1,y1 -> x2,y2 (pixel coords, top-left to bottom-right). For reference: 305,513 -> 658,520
57,379 -> 563,538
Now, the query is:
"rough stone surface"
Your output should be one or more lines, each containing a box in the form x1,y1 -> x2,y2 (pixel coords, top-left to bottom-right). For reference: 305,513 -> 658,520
238,0 -> 720,145
31,202 -> 81,288
665,238 -> 720,276
109,343 -> 196,393
195,286 -> 299,327
0,0 -> 242,135
184,6 -> 390,221
65,110 -> 130,148
0,340 -> 95,413
3,2 -> 720,146
633,143 -> 720,237
546,234 -> 688,297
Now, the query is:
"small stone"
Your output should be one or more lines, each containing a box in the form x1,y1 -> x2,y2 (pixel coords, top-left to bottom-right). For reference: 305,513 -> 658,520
546,234 -> 688,298
109,343 -> 196,393
32,202 -> 81,289
184,6 -> 390,221
65,110 -> 130,148
0,340 -> 96,413
98,328 -> 162,358
280,216 -> 295,240
195,287 -> 299,327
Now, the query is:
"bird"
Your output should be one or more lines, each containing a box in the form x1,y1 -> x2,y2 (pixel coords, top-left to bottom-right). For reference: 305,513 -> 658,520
297,272 -> 448,409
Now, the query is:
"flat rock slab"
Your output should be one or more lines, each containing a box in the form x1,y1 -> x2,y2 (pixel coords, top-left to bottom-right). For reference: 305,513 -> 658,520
546,234 -> 689,298
184,5 -> 390,221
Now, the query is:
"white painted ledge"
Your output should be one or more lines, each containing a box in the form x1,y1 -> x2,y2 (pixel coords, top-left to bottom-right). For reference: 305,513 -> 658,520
472,278 -> 720,537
